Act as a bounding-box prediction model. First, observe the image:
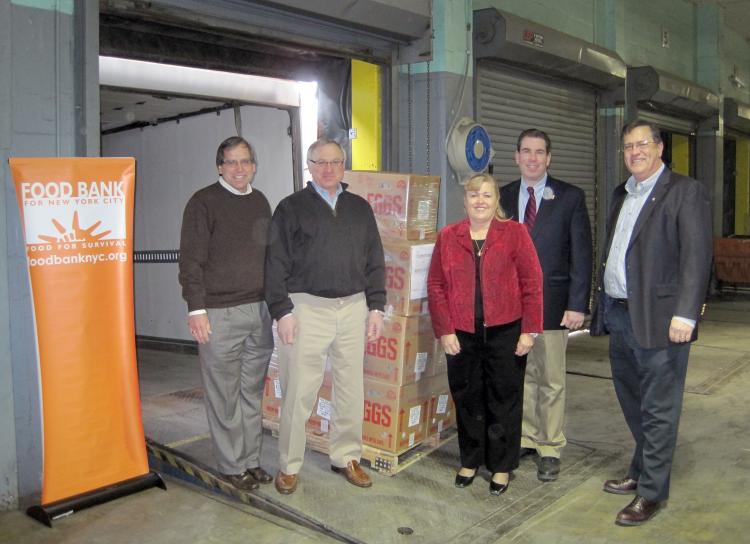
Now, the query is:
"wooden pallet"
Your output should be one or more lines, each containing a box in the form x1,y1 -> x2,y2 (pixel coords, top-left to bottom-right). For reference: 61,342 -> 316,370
263,418 -> 457,476
360,427 -> 457,476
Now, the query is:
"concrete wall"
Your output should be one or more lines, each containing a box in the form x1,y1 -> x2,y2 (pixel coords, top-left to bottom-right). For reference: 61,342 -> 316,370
616,0 -> 695,80
722,26 -> 750,103
474,0 -> 701,81
0,0 -> 16,511
1,0 -> 89,509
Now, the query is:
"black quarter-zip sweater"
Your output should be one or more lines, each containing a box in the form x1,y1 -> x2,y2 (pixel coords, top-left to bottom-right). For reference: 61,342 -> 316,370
264,182 -> 386,321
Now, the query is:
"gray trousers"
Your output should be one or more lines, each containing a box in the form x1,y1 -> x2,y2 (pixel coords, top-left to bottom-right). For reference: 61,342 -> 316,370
605,303 -> 690,502
199,301 -> 273,474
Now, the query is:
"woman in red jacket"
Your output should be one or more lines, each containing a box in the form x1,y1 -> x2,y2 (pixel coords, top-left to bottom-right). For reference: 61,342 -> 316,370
428,173 -> 543,495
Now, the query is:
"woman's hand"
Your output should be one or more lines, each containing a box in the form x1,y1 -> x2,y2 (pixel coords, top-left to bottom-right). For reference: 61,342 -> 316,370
515,333 -> 534,356
440,333 -> 461,356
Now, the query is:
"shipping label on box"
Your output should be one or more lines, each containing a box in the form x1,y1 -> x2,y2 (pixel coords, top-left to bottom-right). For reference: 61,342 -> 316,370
425,372 -> 456,437
343,171 -> 440,241
383,239 -> 435,316
362,378 -> 431,453
365,315 -> 435,386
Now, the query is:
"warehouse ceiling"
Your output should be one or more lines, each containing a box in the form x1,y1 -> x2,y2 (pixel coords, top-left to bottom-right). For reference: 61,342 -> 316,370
100,88 -> 230,133
99,0 -> 750,134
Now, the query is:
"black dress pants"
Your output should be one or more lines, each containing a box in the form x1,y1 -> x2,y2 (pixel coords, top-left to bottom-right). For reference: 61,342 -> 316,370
447,320 -> 526,473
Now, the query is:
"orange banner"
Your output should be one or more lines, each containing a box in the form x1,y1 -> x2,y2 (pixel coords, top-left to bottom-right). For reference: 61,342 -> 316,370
10,157 -> 148,505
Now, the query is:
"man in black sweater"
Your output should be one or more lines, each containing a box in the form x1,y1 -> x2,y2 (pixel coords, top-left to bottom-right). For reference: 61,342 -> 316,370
179,136 -> 274,491
265,138 -> 386,495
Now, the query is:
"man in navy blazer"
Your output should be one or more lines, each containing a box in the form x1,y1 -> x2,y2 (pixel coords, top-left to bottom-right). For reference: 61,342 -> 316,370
500,129 -> 592,482
591,120 -> 712,526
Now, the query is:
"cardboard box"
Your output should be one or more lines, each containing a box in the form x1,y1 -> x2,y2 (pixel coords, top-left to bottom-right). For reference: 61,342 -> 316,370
362,378 -> 431,454
262,362 -> 282,422
365,315 -> 435,386
262,361 -> 333,434
432,338 -> 448,376
383,239 -> 435,316
343,171 -> 440,241
425,372 -> 456,436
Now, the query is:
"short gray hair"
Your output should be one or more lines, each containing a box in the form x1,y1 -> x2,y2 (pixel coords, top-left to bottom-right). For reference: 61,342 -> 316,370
306,138 -> 347,163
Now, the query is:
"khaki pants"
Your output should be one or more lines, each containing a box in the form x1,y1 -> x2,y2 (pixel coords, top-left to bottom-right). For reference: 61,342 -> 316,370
521,329 -> 568,458
277,292 -> 368,474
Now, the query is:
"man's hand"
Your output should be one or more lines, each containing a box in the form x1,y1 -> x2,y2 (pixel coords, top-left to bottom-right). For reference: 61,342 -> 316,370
669,318 -> 694,343
367,311 -> 384,343
561,310 -> 585,331
188,313 -> 211,344
440,333 -> 460,356
515,333 -> 534,356
277,314 -> 298,345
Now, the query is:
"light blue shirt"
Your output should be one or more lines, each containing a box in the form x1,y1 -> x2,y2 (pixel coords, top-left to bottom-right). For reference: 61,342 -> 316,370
310,180 -> 343,210
603,164 -> 694,327
518,174 -> 548,224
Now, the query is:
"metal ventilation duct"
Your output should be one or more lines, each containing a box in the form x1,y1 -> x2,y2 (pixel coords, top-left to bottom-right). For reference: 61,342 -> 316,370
724,97 -> 750,134
627,66 -> 719,119
473,8 -> 626,89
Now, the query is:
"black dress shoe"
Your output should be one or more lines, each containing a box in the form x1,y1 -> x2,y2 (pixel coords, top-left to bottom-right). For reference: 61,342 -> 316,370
220,471 -> 259,491
489,479 -> 509,496
245,466 -> 273,484
603,476 -> 638,495
454,470 -> 476,488
537,457 -> 560,482
615,495 -> 661,526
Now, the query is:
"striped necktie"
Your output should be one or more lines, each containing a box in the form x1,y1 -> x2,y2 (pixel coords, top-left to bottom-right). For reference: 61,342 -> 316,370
524,187 -> 537,231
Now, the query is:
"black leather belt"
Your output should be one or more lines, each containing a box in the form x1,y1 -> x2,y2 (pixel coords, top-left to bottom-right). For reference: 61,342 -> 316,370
612,298 -> 628,310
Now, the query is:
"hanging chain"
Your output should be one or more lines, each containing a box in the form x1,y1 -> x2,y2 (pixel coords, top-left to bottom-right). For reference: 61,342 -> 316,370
407,63 -> 413,173
426,61 -> 431,175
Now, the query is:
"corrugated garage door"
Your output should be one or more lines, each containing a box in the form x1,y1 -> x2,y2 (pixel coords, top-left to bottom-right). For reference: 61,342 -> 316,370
636,109 -> 696,135
476,62 -> 597,237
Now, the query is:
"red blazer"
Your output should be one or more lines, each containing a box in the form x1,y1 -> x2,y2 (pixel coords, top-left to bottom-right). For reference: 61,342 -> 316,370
427,218 -> 543,337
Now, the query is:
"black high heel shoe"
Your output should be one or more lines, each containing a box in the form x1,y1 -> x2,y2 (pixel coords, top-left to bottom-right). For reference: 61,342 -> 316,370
490,473 -> 510,496
454,469 -> 476,488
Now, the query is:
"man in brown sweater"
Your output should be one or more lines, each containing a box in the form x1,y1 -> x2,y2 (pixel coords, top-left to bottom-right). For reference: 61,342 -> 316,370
178,136 -> 273,491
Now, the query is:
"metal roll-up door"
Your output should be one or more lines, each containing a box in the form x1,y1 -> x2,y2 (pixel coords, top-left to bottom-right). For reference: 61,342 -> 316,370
636,109 -> 696,135
476,62 -> 597,236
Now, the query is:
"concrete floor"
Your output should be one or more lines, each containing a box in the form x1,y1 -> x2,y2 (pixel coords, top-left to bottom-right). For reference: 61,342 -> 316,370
2,293 -> 749,543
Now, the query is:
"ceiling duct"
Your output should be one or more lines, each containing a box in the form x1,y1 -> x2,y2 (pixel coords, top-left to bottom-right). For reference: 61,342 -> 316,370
724,97 -> 750,134
473,8 -> 626,89
627,66 -> 719,120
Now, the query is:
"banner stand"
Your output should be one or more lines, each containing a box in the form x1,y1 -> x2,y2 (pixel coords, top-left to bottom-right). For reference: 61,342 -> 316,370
26,471 -> 166,527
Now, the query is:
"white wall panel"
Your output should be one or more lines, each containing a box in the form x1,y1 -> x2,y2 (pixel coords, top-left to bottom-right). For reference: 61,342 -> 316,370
103,104 -> 294,340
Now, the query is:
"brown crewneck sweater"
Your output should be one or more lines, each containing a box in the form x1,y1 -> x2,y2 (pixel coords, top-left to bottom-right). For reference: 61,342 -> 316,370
179,182 -> 271,311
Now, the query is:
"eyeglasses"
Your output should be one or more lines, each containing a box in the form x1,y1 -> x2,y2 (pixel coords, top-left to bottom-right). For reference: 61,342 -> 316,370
308,159 -> 345,167
622,140 -> 656,152
222,159 -> 254,168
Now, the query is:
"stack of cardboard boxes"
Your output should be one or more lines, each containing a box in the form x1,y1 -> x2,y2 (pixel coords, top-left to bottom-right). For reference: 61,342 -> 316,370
261,171 -> 455,458
346,171 -> 455,455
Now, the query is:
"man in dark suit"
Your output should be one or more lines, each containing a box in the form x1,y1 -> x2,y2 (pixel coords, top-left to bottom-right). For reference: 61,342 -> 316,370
500,129 -> 592,482
591,120 -> 712,526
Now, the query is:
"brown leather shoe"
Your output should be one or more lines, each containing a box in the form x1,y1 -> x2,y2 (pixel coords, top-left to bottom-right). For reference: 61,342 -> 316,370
603,476 -> 638,495
615,495 -> 661,526
220,471 -> 259,491
274,471 -> 298,495
245,466 -> 273,484
331,460 -> 372,488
